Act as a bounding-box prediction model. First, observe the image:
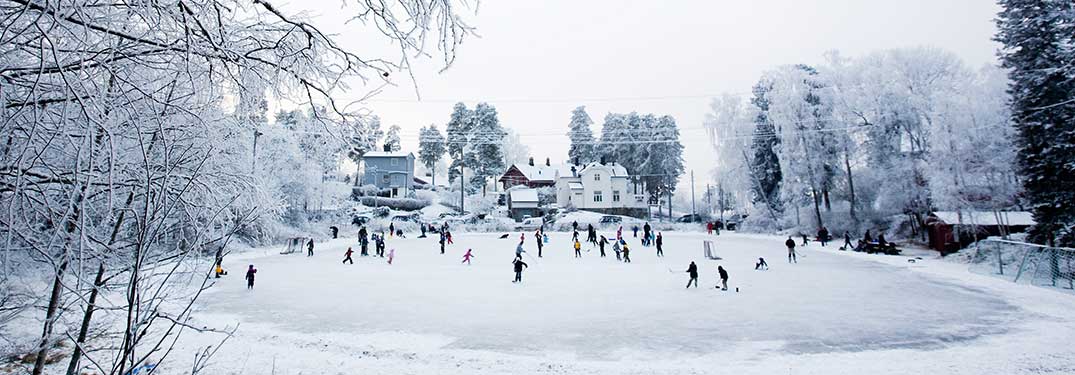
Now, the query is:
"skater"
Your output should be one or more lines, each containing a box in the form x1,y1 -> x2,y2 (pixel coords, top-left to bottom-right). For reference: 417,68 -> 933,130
535,230 -> 544,257
343,247 -> 354,264
419,224 -> 427,238
389,222 -> 395,237
686,261 -> 698,288
359,227 -> 370,256
616,226 -> 623,242
818,226 -> 829,247
755,257 -> 769,270
622,243 -> 631,263
572,229 -> 580,242
462,249 -> 475,265
516,241 -> 527,259
377,234 -> 386,257
718,265 -> 729,290
446,230 -> 454,244
598,235 -> 608,257
863,229 -> 873,243
707,221 -> 713,235
512,257 -> 528,283
786,236 -> 797,263
574,239 -> 582,258
214,262 -> 227,278
439,232 -> 446,254
800,233 -> 809,247
387,248 -> 395,264
330,225 -> 339,239
655,232 -> 664,257
245,265 -> 257,289
842,231 -> 853,250
587,224 -> 596,245
612,240 -> 622,261
307,239 -> 315,257
396,229 -> 406,238
632,225 -> 639,238
572,220 -> 579,233
520,232 -> 526,243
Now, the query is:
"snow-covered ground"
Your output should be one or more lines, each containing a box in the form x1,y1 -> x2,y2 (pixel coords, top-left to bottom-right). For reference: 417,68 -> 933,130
166,231 -> 1075,374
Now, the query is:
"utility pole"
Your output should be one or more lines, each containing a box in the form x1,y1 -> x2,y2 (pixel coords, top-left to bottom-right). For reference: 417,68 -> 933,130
459,163 -> 465,214
718,183 -> 725,223
690,170 -> 696,218
251,129 -> 263,173
706,184 -> 712,218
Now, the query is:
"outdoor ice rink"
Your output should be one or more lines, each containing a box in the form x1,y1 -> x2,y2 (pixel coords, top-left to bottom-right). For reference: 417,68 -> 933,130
174,231 -> 1075,374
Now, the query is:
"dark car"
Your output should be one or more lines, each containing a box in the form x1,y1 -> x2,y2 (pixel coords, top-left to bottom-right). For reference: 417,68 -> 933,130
676,214 -> 704,223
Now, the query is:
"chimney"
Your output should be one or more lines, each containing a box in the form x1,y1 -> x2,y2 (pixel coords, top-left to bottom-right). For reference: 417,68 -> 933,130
528,157 -> 535,166
570,165 -> 577,177
599,156 -> 606,165
545,158 -> 551,166
383,144 -> 391,152
572,157 -> 579,166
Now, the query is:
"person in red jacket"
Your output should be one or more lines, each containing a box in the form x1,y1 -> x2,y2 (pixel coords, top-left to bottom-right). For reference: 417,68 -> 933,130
245,265 -> 257,289
343,247 -> 354,264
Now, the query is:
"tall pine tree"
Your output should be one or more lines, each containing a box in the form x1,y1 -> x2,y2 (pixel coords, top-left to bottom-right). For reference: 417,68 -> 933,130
996,0 -> 1075,246
384,125 -> 402,152
749,78 -> 783,213
418,124 -> 446,187
567,106 -> 598,164
467,102 -> 506,194
445,102 -> 471,185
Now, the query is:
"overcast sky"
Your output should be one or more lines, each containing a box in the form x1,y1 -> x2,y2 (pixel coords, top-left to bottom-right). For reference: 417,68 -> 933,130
280,0 -> 1002,188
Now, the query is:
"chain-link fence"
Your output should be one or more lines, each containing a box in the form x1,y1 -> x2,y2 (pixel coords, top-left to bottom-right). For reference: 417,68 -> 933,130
970,239 -> 1075,293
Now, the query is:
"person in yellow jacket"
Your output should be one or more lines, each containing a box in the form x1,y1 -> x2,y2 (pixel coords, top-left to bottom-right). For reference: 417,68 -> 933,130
574,239 -> 582,258
214,262 -> 227,278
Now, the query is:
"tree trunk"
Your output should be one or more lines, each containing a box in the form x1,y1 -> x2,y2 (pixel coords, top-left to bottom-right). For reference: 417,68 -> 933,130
65,263 -> 105,375
811,186 -> 823,230
31,259 -> 68,375
823,189 -> 832,212
844,149 -> 858,223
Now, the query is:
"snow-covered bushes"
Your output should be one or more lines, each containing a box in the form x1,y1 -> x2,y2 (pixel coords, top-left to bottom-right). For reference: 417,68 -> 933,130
356,196 -> 431,211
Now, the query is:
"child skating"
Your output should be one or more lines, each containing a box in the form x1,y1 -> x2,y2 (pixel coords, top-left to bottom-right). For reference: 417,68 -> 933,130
686,261 -> 698,288
387,248 -> 395,265
343,247 -> 354,264
245,265 -> 257,289
573,239 -> 582,258
462,249 -> 475,265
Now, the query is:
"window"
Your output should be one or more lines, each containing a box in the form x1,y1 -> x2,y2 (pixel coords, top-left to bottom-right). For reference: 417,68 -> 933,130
593,190 -> 603,202
391,158 -> 399,166
594,174 -> 601,181
613,190 -> 620,202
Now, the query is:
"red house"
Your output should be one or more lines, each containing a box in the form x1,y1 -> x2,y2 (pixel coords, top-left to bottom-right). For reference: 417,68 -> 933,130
499,158 -> 560,190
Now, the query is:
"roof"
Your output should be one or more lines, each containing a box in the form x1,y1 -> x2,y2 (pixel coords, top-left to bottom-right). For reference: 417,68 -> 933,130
568,181 -> 584,190
932,211 -> 1036,226
364,151 -> 413,158
509,189 -> 539,202
579,162 -> 629,177
502,163 -> 563,182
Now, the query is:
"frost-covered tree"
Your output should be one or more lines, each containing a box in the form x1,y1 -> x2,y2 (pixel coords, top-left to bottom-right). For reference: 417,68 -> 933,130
641,115 -> 685,212
385,125 -> 403,152
502,128 -> 531,168
467,103 -> 507,194
996,0 -> 1075,246
567,106 -> 598,164
704,94 -> 756,218
418,125 -> 447,187
749,78 -> 784,215
347,115 -> 384,185
446,102 -> 472,185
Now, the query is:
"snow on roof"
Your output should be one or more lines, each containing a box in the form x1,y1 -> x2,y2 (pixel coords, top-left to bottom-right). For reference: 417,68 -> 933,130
509,188 -> 539,202
568,181 -> 584,190
512,164 -> 561,182
932,211 -> 1036,226
364,151 -> 413,158
579,162 -> 629,177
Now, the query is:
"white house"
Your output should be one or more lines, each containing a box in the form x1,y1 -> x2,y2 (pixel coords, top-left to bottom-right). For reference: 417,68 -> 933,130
556,162 -> 647,217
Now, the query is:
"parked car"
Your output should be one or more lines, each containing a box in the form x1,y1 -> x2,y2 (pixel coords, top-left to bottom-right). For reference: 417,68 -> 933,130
351,214 -> 371,226
515,217 -> 545,231
391,213 -> 420,222
599,215 -> 622,224
676,214 -> 704,223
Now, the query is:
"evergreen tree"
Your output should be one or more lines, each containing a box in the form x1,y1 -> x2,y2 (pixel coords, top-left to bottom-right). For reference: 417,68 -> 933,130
641,115 -> 685,206
418,124 -> 447,187
996,0 -> 1075,245
467,102 -> 507,194
567,106 -> 598,164
445,102 -> 472,185
384,125 -> 402,152
749,78 -> 783,212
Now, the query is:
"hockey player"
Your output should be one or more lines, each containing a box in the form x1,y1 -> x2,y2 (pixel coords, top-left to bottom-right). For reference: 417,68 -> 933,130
786,236 -> 797,263
686,261 -> 698,288
512,257 -> 528,283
